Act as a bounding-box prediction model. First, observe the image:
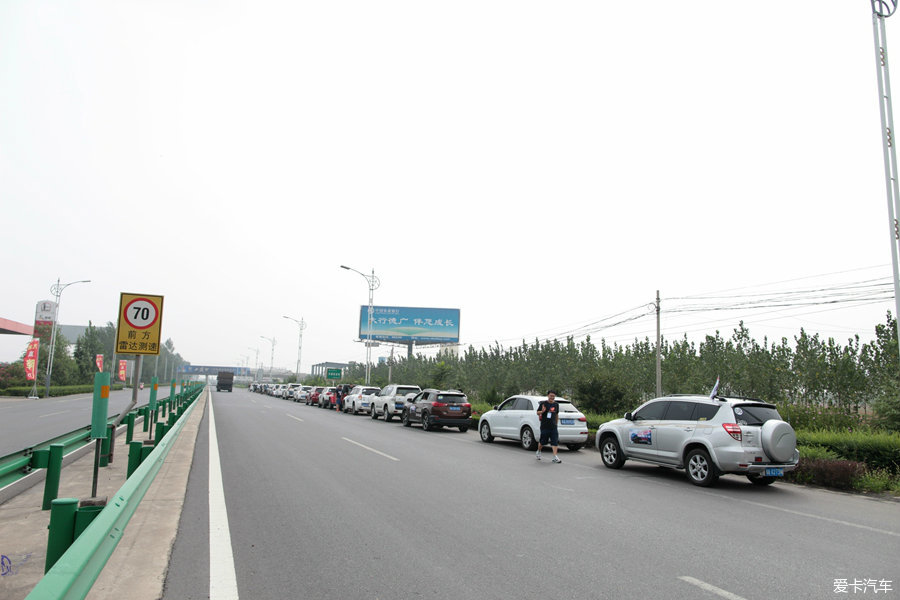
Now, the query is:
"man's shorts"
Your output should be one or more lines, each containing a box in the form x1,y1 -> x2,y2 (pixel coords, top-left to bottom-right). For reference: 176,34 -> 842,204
539,427 -> 559,446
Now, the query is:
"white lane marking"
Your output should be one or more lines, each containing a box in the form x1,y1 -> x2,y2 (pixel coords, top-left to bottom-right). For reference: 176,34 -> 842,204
341,437 -> 399,462
706,492 -> 900,538
286,414 -> 304,423
39,410 -> 70,418
209,396 -> 240,600
249,398 -> 257,405
679,576 -> 748,600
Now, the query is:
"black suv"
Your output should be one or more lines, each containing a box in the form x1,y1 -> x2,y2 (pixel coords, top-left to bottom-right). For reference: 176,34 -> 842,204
401,389 -> 471,432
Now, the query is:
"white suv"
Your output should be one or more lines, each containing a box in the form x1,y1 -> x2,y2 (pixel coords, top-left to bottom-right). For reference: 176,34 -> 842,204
596,395 -> 799,487
370,384 -> 421,421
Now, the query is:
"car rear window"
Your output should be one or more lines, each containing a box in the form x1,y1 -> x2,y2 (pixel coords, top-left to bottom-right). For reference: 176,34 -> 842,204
558,401 -> 578,413
731,403 -> 781,426
397,387 -> 420,395
436,394 -> 467,403
363,388 -> 380,394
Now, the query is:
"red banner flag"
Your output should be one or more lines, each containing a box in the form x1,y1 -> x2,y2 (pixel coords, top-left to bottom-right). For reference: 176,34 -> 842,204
24,339 -> 40,381
95,354 -> 103,372
118,360 -> 127,382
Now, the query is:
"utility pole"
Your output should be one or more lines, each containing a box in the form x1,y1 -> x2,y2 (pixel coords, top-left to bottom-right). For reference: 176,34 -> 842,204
655,290 -> 662,397
872,0 -> 900,365
283,316 -> 307,382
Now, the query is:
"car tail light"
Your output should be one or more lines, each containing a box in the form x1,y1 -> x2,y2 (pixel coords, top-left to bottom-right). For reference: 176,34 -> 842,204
722,423 -> 742,441
432,402 -> 447,407
578,417 -> 587,422
463,403 -> 471,408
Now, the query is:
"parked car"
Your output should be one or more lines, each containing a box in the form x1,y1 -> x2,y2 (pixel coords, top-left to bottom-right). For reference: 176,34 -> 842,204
401,389 -> 471,432
595,394 -> 799,487
306,386 -> 325,406
294,385 -> 313,402
343,386 -> 381,414
284,383 -> 302,401
478,395 -> 589,452
370,384 -> 422,421
319,387 -> 338,408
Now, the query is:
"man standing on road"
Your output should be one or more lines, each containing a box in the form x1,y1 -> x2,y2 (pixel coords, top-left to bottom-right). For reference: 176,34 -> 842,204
536,391 -> 562,463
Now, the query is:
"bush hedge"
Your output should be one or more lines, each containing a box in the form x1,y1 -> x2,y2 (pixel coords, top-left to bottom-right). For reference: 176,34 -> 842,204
785,458 -> 867,489
797,430 -> 900,474
0,384 -> 126,397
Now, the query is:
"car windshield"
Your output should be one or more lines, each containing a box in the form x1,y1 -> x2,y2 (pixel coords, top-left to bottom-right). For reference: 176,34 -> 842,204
732,403 -> 781,426
437,394 -> 467,403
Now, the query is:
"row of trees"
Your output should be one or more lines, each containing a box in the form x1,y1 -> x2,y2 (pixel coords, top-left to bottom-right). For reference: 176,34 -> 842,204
0,322 -> 186,391
338,314 -> 900,431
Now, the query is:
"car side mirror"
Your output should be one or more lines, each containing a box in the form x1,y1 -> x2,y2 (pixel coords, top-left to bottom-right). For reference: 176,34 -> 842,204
624,412 -> 633,421
492,406 -> 498,411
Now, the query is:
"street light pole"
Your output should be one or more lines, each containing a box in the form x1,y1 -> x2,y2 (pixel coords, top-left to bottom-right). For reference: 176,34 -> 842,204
283,315 -> 306,382
260,336 -> 276,378
248,346 -> 260,380
341,265 -> 380,385
44,278 -> 90,398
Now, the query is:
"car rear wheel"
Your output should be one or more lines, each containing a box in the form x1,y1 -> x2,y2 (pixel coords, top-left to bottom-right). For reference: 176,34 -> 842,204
421,413 -> 432,431
685,448 -> 719,487
479,421 -> 494,442
371,406 -> 378,419
520,426 -> 537,451
600,436 -> 625,469
459,426 -> 469,433
747,474 -> 776,486
402,411 -> 411,427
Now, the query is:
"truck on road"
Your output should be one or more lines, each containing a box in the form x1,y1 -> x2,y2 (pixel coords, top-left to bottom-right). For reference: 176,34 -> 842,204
216,371 -> 234,392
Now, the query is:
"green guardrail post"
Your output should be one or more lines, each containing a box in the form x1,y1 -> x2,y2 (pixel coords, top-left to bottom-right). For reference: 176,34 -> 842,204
168,412 -> 176,427
142,407 -> 150,432
42,444 -> 65,511
45,498 -> 78,572
127,441 -> 143,478
155,421 -> 167,441
126,412 -> 135,444
99,429 -> 111,468
140,442 -> 154,462
73,500 -> 105,539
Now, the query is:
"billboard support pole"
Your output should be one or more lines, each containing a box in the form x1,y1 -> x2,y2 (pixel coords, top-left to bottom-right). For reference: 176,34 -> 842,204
341,265 -> 381,385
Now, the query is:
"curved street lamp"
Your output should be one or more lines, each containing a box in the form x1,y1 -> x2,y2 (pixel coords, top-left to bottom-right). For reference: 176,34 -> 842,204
283,315 -> 306,381
340,265 -> 380,385
259,335 -> 276,378
45,278 -> 90,397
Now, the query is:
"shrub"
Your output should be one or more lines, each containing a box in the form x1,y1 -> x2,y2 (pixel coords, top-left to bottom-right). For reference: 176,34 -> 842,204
797,430 -> 900,474
853,468 -> 896,494
778,404 -> 866,432
785,458 -> 867,489
798,445 -> 841,461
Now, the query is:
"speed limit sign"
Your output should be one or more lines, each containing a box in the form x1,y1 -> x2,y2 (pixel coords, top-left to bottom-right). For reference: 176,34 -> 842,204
116,293 -> 164,355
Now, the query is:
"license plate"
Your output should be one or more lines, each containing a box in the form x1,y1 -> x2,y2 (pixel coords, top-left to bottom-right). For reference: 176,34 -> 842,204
764,468 -> 784,477
362,403 -> 369,408
560,419 -> 574,425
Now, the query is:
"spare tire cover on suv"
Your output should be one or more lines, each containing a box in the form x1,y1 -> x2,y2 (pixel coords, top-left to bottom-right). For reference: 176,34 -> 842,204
760,420 -> 796,463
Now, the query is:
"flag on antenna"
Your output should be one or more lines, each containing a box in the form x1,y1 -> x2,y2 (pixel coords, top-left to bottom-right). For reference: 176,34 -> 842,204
709,376 -> 720,399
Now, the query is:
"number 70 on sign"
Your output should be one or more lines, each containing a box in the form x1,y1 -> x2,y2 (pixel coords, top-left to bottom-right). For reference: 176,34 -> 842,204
116,292 -> 164,355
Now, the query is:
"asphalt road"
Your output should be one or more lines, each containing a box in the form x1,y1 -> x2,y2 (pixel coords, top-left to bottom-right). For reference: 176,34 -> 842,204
163,388 -> 900,600
0,388 -> 172,456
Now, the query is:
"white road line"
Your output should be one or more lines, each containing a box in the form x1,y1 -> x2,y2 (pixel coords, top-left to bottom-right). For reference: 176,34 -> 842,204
679,576 -> 748,600
286,414 -> 303,422
209,396 -> 240,600
706,492 -> 900,538
38,410 -> 70,418
341,437 -> 399,462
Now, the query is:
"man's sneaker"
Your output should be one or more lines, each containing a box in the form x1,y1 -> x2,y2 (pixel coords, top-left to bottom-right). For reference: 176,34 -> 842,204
552,456 -> 562,464
535,450 -> 542,460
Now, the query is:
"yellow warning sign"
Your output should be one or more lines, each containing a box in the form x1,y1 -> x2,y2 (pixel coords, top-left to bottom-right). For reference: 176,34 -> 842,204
116,292 -> 164,355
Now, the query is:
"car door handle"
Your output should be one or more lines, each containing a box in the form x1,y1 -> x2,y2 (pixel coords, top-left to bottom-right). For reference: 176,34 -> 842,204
683,427 -> 694,432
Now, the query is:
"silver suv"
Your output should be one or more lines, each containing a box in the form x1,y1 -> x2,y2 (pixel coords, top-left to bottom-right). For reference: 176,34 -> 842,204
596,395 -> 799,487
371,384 -> 422,421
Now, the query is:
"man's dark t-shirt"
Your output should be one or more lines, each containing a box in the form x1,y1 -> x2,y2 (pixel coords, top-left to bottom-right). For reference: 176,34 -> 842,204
538,400 -> 560,429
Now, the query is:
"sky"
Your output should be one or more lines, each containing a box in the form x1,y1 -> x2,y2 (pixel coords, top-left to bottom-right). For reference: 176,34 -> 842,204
2,1 -> 900,377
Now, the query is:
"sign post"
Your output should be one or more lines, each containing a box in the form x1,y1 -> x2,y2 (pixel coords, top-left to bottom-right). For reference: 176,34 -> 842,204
90,372 -> 110,497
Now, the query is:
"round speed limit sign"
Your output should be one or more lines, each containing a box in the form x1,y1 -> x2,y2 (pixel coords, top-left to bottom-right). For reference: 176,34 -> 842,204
123,297 -> 159,330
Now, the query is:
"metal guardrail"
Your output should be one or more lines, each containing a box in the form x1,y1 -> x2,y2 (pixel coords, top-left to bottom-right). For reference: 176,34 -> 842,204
25,385 -> 205,600
0,412 -> 138,490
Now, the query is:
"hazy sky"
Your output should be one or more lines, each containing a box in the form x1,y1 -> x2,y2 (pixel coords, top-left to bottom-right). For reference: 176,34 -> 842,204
2,1 -> 898,376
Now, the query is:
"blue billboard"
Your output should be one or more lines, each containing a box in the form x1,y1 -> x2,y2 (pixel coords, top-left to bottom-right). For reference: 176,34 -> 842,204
358,306 -> 460,343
